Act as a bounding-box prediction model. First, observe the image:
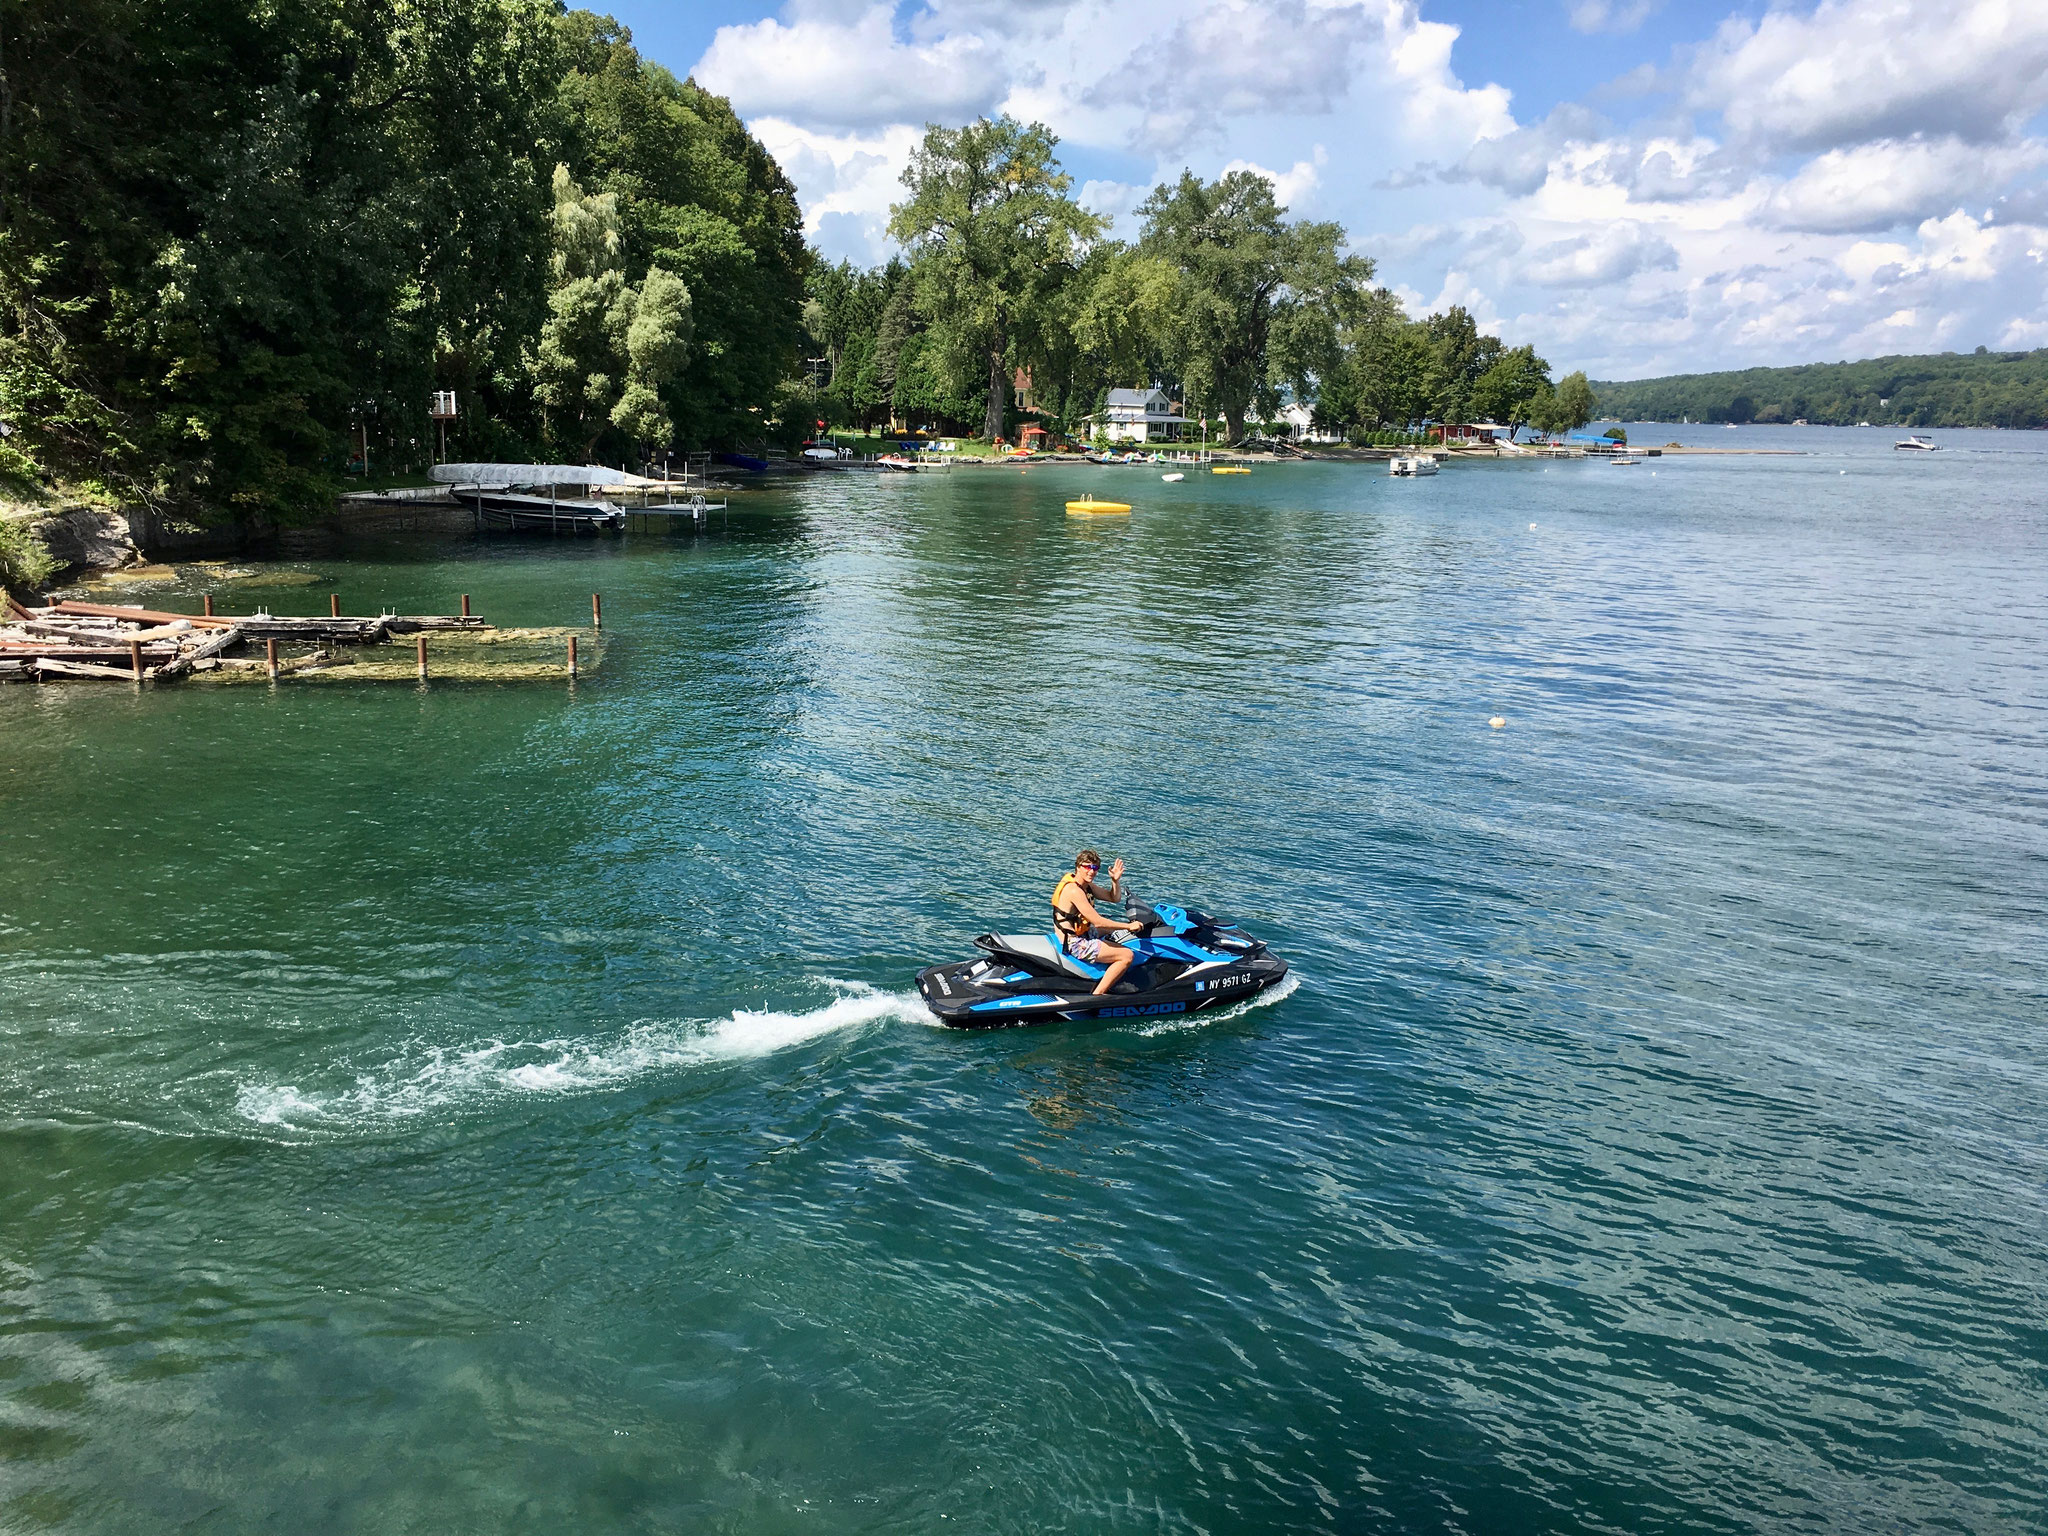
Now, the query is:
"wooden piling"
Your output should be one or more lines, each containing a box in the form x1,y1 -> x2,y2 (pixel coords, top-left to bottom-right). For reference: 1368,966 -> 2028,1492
265,638 -> 279,679
203,594 -> 215,618
416,634 -> 428,679
460,594 -> 471,618
129,639 -> 144,680
568,634 -> 578,676
592,592 -> 602,630
330,593 -> 341,618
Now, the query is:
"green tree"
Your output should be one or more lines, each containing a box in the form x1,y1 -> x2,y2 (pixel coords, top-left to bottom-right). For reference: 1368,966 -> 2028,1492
1032,246 -> 1178,433
0,0 -> 564,518
889,116 -> 1105,442
529,166 -> 692,460
1138,170 -> 1373,443
553,14 -> 809,450
1469,344 -> 1553,437
1553,370 -> 1596,435
1418,306 -> 1505,424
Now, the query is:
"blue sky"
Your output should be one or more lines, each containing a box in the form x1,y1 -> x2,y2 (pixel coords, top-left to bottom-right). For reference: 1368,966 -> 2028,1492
601,1 -> 2048,378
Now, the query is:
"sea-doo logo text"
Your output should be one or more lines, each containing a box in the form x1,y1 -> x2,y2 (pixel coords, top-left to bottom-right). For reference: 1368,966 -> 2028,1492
1100,1002 -> 1187,1017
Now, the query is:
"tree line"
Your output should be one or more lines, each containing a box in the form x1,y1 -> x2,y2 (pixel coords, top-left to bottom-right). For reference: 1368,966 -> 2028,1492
0,0 -> 806,522
1592,348 -> 2048,428
1,11 -> 1596,533
804,117 -> 1594,447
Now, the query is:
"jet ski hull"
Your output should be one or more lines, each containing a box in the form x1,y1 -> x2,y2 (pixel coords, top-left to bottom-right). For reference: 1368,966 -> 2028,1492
916,905 -> 1289,1029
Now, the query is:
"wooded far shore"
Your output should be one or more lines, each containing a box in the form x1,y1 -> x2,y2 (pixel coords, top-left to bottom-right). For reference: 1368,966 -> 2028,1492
1593,348 -> 2048,429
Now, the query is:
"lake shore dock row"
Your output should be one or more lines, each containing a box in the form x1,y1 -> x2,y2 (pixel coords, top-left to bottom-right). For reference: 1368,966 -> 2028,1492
0,596 -> 599,686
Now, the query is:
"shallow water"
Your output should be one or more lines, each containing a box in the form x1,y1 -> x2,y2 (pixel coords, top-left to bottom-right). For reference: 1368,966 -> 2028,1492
3,426 -> 2045,1532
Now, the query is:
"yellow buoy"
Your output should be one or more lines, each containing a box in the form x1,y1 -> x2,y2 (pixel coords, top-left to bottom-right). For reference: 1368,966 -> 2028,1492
1211,465 -> 1250,475
1066,498 -> 1131,516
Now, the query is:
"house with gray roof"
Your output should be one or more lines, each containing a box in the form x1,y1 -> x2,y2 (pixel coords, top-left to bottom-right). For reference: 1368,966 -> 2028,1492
1089,387 -> 1196,444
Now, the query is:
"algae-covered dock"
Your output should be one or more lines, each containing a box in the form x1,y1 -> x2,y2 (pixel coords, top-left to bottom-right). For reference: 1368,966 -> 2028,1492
0,595 -> 602,686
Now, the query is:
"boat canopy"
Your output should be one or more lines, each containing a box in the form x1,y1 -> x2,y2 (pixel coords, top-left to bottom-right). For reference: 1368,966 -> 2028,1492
431,463 -> 662,488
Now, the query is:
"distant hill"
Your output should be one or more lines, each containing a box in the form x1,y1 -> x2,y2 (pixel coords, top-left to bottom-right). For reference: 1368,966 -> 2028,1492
1591,348 -> 2048,428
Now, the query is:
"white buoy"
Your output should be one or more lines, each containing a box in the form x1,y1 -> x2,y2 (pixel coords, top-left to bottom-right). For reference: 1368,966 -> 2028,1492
1529,522 -> 1537,530
1489,716 -> 1506,729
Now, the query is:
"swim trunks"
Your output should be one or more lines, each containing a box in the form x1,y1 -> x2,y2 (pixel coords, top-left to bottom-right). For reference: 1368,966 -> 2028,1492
1065,934 -> 1115,962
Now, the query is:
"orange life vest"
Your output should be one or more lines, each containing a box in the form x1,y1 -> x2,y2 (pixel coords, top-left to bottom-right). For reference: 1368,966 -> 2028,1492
1051,873 -> 1091,938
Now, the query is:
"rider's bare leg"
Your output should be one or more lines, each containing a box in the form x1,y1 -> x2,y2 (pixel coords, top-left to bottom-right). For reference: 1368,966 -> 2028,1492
1091,943 -> 1134,996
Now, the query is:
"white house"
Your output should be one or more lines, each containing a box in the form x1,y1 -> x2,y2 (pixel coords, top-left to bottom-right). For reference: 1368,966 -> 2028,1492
1274,403 -> 1343,444
1094,387 -> 1193,443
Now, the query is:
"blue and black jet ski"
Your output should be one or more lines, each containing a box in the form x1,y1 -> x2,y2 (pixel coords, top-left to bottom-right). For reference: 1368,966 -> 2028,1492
917,895 -> 1288,1029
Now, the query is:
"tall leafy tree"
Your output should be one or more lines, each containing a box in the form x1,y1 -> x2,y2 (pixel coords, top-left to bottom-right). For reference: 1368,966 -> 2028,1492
1420,306 -> 1505,425
530,166 -> 691,460
1551,371 -> 1596,436
1138,170 -> 1373,443
1469,344 -> 1554,437
0,0 -> 562,517
553,14 -> 808,451
889,116 -> 1103,442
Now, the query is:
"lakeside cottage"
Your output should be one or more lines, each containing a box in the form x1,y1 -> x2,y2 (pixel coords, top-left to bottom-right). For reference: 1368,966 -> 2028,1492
1091,387 -> 1196,444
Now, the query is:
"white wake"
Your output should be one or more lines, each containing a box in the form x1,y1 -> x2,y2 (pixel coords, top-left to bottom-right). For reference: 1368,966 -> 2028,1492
235,980 -> 930,1130
1130,969 -> 1301,1036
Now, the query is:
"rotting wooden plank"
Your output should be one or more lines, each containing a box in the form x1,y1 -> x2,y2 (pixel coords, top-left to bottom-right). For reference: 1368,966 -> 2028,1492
12,620 -> 136,646
48,599 -> 236,630
232,615 -> 387,641
1,642 -> 179,661
35,657 -> 145,681
384,615 -> 490,632
151,623 -> 245,681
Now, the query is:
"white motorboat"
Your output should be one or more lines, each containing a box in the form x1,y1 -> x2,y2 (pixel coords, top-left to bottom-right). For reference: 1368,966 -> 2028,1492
1894,435 -> 1937,451
1389,455 -> 1438,477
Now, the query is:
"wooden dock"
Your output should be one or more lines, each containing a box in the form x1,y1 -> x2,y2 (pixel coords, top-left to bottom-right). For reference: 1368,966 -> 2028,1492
0,594 -> 600,687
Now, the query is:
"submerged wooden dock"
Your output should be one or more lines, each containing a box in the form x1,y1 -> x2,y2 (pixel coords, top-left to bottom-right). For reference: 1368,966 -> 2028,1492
0,594 -> 601,686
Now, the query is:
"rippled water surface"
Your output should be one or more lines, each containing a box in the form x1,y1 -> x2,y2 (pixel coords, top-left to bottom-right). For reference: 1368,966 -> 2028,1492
3,428 -> 2045,1532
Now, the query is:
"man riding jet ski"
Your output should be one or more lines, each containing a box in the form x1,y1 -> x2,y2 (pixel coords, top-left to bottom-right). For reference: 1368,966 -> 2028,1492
917,851 -> 1289,1029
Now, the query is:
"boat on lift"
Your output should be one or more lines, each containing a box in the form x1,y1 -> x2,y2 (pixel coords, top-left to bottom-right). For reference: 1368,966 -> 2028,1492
432,462 -> 641,533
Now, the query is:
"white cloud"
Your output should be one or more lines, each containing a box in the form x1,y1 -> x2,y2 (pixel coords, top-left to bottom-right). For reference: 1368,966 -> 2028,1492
1219,147 -> 1328,211
1523,221 -> 1680,286
1688,0 -> 2048,151
696,4 -> 1005,130
1109,1 -> 1384,148
1568,0 -> 1655,36
1449,105 -> 1606,195
690,0 -> 2048,376
743,118 -> 925,262
1767,137 -> 2048,234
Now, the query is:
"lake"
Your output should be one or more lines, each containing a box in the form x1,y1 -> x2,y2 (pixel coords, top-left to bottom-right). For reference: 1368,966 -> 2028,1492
2,426 -> 2044,1532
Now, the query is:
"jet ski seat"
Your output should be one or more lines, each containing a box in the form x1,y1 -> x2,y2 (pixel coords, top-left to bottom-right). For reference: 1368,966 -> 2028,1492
987,932 -> 1105,980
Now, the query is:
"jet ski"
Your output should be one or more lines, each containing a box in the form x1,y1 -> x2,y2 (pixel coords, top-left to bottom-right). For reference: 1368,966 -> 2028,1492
917,894 -> 1289,1029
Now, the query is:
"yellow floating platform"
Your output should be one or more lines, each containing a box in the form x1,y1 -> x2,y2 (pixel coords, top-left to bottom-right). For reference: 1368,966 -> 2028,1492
1211,465 -> 1251,475
1066,498 -> 1132,515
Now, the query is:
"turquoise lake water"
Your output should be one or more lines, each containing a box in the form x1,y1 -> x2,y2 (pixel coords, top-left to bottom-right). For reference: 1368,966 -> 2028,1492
2,427 -> 2044,1531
